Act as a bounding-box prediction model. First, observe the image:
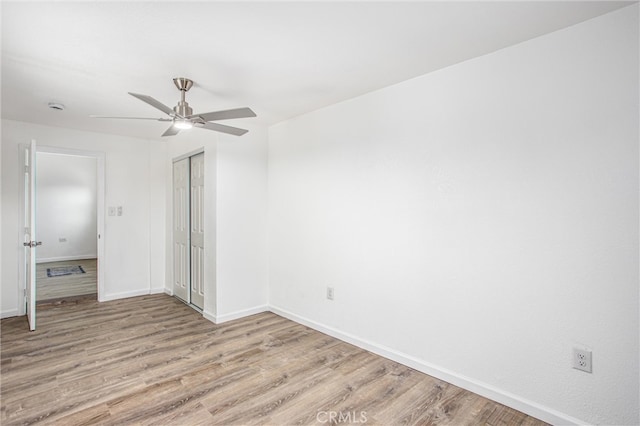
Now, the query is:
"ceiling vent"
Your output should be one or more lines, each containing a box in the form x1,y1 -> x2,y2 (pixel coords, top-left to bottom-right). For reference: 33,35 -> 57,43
48,102 -> 65,111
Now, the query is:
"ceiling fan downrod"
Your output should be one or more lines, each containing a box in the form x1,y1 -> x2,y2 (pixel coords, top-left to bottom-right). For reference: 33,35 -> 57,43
173,77 -> 193,117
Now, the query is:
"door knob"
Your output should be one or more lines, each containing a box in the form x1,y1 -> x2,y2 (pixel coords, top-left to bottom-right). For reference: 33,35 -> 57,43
23,241 -> 42,248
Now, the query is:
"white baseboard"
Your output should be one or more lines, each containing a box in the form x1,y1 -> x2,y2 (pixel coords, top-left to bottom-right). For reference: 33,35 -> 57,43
1,309 -> 20,319
202,304 -> 269,324
99,289 -> 154,302
37,254 -> 97,264
269,305 -> 587,426
149,288 -> 166,295
163,287 -> 174,296
203,309 -> 216,324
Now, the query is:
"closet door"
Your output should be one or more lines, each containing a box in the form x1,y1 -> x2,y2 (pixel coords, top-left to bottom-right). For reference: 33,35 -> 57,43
189,153 -> 205,309
173,158 -> 190,303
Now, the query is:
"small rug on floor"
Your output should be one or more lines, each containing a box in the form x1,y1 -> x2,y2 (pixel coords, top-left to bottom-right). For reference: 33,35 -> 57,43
46,265 -> 86,277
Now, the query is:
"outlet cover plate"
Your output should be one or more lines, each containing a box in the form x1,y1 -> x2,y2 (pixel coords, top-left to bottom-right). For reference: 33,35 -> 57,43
573,347 -> 592,373
326,287 -> 334,300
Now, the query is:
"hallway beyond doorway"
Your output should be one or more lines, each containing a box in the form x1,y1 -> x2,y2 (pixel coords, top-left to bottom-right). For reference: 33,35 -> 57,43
36,258 -> 97,304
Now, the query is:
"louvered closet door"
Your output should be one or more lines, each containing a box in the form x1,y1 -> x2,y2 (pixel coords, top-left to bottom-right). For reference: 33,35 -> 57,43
173,158 -> 190,303
189,153 -> 205,310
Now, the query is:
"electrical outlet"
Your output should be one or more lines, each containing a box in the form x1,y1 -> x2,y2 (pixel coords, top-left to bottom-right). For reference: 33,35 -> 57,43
108,207 -> 116,216
117,206 -> 123,216
58,237 -> 67,243
573,348 -> 592,373
326,287 -> 334,301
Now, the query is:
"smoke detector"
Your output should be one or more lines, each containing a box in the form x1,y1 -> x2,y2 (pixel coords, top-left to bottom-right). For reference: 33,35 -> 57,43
48,102 -> 65,111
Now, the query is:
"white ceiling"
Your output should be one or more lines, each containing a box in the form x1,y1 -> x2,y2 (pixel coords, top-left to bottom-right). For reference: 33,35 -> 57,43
1,1 -> 633,140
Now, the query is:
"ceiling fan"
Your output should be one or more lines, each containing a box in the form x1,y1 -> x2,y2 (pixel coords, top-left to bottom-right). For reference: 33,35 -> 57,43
91,77 -> 256,137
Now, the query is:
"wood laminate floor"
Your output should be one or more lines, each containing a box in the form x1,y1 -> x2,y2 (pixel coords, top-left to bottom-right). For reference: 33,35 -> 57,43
1,295 -> 547,425
36,259 -> 97,303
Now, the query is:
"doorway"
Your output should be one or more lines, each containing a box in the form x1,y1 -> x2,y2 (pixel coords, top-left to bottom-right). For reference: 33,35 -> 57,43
35,152 -> 98,304
173,152 -> 205,310
20,144 -> 105,328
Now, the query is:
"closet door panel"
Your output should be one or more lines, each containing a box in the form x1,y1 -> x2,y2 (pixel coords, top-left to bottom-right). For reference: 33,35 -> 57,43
173,158 -> 190,303
189,153 -> 205,309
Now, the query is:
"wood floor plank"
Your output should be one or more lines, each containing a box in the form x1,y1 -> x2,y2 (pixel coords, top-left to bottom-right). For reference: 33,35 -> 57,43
1,294 -> 548,425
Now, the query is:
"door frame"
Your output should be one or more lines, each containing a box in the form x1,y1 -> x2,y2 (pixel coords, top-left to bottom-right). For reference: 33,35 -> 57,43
18,145 -> 106,313
24,140 -> 36,330
172,148 -> 205,165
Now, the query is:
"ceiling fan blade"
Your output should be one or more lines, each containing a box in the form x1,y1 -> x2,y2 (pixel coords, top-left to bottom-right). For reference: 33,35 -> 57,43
90,115 -> 172,121
199,121 -> 248,136
189,107 -> 256,122
128,92 -> 175,116
162,125 -> 180,137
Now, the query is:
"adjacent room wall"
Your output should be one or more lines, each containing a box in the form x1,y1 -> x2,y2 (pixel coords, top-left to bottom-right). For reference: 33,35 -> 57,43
35,152 -> 98,263
1,120 -> 167,311
268,6 -> 638,426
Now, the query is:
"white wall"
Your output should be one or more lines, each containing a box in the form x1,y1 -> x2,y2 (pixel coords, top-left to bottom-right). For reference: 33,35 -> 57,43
1,120 -> 167,312
268,6 -> 638,426
35,152 -> 97,262
148,141 -> 167,294
216,123 -> 269,322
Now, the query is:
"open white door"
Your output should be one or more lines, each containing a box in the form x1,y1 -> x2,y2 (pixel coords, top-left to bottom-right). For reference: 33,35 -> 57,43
23,140 -> 39,331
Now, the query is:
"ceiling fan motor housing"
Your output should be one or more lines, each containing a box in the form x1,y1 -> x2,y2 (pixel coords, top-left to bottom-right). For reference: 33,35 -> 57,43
174,101 -> 193,117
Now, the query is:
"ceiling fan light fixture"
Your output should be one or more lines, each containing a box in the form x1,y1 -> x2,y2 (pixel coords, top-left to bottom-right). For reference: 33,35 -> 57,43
174,119 -> 193,130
